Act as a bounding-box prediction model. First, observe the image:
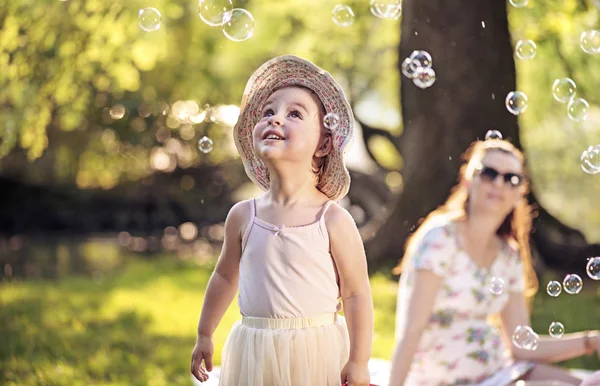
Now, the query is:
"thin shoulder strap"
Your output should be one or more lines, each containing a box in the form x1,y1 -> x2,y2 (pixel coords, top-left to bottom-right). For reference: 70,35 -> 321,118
320,200 -> 335,220
318,201 -> 335,242
241,199 -> 256,251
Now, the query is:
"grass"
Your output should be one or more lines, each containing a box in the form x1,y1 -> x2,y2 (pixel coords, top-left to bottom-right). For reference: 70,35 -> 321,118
1,256 -> 598,385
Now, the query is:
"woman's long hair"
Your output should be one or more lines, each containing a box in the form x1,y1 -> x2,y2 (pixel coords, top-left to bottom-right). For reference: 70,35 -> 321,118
394,139 -> 539,300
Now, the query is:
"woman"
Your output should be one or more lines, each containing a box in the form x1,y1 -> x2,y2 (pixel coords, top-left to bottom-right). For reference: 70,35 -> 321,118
388,136 -> 600,386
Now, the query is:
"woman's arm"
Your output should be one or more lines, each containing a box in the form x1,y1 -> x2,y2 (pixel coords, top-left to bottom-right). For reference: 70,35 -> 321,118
388,270 -> 443,386
326,204 -> 373,384
500,292 -> 600,362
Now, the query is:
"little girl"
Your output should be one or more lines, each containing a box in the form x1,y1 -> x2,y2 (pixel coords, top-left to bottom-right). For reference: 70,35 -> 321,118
190,55 -> 374,386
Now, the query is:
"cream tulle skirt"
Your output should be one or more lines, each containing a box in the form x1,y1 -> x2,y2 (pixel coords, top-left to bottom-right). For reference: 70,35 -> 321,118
218,313 -> 350,386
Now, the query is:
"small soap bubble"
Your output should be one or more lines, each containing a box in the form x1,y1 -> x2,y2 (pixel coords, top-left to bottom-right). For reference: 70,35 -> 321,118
580,145 -> 600,175
509,0 -> 528,8
370,0 -> 402,20
549,322 -> 564,338
485,130 -> 503,140
401,57 -> 417,79
489,277 -> 505,296
198,136 -> 213,153
546,280 -> 562,297
198,0 -> 233,27
222,8 -> 254,42
409,50 -> 432,71
109,104 -> 126,120
515,40 -> 537,60
552,78 -> 577,103
138,8 -> 161,32
323,113 -> 340,130
567,98 -> 589,122
505,91 -> 528,115
512,325 -> 539,350
586,257 -> 600,280
413,67 -> 436,89
580,30 -> 600,54
332,5 -> 355,27
563,274 -> 583,295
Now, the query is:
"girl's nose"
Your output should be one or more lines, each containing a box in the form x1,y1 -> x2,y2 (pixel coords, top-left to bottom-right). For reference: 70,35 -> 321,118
268,113 -> 283,126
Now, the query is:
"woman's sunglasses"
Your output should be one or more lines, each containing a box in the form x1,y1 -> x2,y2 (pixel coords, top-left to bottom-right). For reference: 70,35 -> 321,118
475,165 -> 524,188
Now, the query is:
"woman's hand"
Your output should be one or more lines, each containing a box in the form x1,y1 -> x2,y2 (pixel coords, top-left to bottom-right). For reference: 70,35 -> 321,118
341,360 -> 371,386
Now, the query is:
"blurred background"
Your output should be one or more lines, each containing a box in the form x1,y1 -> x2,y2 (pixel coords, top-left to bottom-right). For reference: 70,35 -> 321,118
1,0 -> 599,385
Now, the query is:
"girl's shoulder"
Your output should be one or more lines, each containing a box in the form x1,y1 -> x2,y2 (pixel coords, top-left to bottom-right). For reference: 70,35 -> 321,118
228,199 -> 255,238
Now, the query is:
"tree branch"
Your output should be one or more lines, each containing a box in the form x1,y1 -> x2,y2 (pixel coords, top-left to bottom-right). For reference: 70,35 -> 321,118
354,116 -> 400,171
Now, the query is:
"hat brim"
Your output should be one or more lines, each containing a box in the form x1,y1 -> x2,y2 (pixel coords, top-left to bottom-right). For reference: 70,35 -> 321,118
233,55 -> 354,202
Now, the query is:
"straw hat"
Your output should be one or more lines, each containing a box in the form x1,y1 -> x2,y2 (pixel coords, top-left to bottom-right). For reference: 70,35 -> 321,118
233,55 -> 354,201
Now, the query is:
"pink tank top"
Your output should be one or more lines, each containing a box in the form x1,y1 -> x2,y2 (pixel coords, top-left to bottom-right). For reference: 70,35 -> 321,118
238,199 -> 341,318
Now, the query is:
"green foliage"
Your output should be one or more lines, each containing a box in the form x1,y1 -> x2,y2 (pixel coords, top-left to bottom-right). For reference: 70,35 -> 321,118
1,258 -> 598,385
1,0 -> 599,237
507,1 -> 600,241
0,0 -> 399,187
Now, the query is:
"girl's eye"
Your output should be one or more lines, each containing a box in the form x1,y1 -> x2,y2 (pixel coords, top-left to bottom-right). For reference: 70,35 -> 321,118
289,110 -> 302,119
262,109 -> 274,117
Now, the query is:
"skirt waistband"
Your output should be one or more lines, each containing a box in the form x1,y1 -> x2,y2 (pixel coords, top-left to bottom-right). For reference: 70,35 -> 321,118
241,313 -> 337,330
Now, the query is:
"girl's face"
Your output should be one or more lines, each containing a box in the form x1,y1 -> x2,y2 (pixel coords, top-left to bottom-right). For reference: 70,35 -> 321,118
467,150 -> 526,218
253,87 -> 329,167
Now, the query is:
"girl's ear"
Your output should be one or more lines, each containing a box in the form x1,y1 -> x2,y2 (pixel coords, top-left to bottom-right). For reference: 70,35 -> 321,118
315,135 -> 332,157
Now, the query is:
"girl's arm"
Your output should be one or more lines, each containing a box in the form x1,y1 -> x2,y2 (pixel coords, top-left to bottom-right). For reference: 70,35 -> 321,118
500,292 -> 600,363
388,270 -> 443,385
196,201 -> 247,337
326,204 -> 373,382
191,201 -> 247,381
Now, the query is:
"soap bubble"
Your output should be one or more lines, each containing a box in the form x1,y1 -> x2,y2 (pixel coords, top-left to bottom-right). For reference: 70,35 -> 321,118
401,58 -> 417,79
515,40 -> 537,60
586,257 -> 600,280
509,0 -> 528,8
580,30 -> 600,54
567,98 -> 589,122
109,104 -> 126,119
549,322 -> 564,338
222,8 -> 254,42
138,8 -> 161,32
505,91 -> 528,115
485,130 -> 503,140
323,113 -> 340,130
413,67 -> 436,89
198,136 -> 213,153
580,145 -> 600,174
563,274 -> 583,295
332,5 -> 355,27
370,0 -> 402,20
198,0 -> 233,27
512,325 -> 539,350
546,280 -> 562,297
489,277 -> 505,295
409,50 -> 432,71
552,78 -> 576,103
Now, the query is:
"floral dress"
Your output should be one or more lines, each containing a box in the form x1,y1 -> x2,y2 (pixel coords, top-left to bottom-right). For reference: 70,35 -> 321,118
395,220 -> 534,386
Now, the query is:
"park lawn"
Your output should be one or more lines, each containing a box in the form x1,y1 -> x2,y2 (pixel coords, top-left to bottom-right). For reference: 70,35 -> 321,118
1,256 -> 598,386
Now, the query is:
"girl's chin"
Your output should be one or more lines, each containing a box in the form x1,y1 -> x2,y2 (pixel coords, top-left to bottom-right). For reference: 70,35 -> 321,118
256,147 -> 284,159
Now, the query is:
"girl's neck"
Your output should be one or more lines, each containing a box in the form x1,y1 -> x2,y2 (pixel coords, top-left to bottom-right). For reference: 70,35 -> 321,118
267,167 -> 322,206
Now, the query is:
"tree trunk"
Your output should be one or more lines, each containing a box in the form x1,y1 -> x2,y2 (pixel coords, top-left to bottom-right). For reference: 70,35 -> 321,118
364,0 -> 600,273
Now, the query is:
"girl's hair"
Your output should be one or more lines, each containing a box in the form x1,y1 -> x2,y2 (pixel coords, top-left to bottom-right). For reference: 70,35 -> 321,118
394,139 -> 539,300
271,85 -> 333,189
